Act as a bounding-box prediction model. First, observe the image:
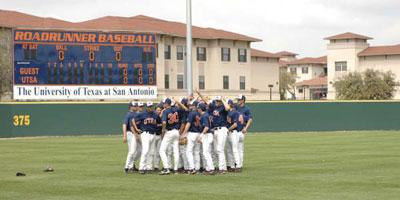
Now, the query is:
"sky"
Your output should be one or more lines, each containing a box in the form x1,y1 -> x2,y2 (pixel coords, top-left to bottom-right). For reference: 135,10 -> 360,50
1,0 -> 400,57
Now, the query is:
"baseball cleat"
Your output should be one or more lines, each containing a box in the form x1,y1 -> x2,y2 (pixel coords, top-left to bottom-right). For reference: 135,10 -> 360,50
204,170 -> 216,175
218,170 -> 227,174
227,167 -> 235,172
159,169 -> 171,175
124,168 -> 129,174
235,168 -> 242,173
188,169 -> 197,175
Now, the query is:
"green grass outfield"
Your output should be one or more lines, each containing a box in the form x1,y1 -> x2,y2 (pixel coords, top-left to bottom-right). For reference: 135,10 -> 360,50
1,131 -> 399,200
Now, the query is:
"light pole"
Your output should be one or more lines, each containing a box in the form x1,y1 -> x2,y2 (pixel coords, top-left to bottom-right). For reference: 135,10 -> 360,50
268,84 -> 274,101
186,0 -> 193,96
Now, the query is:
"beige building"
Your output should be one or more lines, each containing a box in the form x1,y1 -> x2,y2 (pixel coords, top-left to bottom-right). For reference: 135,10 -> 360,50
326,32 -> 400,99
280,56 -> 327,100
0,10 -> 281,101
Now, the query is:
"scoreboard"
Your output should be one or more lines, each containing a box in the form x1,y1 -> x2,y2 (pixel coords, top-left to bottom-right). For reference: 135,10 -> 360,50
13,29 -> 157,100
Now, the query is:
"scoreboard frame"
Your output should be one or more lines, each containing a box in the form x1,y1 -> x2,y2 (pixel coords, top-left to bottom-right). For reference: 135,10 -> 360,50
12,28 -> 157,100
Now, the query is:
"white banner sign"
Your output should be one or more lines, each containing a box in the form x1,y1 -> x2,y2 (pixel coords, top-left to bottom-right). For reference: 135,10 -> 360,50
13,85 -> 157,100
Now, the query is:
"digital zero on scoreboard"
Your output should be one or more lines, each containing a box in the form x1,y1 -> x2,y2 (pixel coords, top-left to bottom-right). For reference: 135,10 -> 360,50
13,29 -> 157,100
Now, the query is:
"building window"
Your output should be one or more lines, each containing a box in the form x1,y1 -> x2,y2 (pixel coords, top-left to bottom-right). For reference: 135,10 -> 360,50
240,76 -> 245,90
298,88 -> 303,93
177,74 -> 184,89
223,75 -> 229,89
335,61 -> 347,71
164,45 -> 171,60
164,74 -> 169,89
238,48 -> 247,62
302,67 -> 308,74
197,47 -> 206,61
177,46 -> 184,60
199,75 -> 205,89
221,48 -> 230,62
290,67 -> 297,75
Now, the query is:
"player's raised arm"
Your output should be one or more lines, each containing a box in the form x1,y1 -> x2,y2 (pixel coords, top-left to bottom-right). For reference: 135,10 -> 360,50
195,89 -> 210,105
221,98 -> 231,111
173,97 -> 189,111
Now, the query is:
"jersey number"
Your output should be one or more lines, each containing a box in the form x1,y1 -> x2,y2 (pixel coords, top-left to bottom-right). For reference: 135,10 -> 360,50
167,112 -> 179,124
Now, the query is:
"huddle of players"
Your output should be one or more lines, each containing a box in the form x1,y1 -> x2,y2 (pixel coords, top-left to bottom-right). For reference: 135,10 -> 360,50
122,91 -> 252,175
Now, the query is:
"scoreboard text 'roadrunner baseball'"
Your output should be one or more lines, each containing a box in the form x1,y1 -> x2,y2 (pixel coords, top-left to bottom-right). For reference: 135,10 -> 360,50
13,29 -> 157,100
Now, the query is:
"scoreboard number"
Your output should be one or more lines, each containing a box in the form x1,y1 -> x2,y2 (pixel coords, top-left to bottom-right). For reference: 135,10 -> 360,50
58,51 -> 65,61
13,115 -> 31,126
89,51 -> 95,61
115,51 -> 121,62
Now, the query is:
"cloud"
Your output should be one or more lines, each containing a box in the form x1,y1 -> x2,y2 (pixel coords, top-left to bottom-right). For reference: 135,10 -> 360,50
1,0 -> 399,57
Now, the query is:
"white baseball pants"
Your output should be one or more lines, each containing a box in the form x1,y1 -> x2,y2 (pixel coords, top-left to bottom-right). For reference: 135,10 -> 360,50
214,127 -> 228,171
226,130 -> 241,168
139,132 -> 155,170
186,132 -> 201,170
159,129 -> 180,170
124,131 -> 142,169
200,133 -> 215,171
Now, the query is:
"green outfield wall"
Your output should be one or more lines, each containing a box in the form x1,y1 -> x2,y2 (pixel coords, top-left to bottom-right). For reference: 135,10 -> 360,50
1,101 -> 399,137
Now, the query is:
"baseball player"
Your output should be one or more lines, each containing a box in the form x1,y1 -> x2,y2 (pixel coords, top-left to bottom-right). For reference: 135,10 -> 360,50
235,94 -> 253,168
136,101 -> 159,174
159,98 -> 181,175
182,100 -> 202,174
148,103 -> 164,171
196,103 -> 215,175
175,98 -> 190,173
226,99 -> 244,172
123,101 -> 141,174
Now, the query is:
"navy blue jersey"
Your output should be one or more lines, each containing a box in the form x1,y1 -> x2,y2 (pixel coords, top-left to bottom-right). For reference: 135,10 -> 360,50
137,111 -> 158,133
162,107 -> 181,130
123,111 -> 139,132
200,112 -> 211,133
186,111 -> 201,133
210,103 -> 228,128
156,115 -> 162,135
228,110 -> 247,131
179,108 -> 189,124
235,105 -> 253,119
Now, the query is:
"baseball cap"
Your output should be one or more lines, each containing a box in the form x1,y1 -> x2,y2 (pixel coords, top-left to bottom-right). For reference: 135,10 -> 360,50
180,98 -> 189,105
214,96 -> 222,101
236,94 -> 246,101
197,103 -> 207,111
163,98 -> 172,105
146,101 -> 154,107
129,101 -> 137,107
156,103 -> 164,109
137,102 -> 144,107
227,99 -> 234,105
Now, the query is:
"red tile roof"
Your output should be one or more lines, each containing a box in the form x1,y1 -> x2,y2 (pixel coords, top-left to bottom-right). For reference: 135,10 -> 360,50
251,48 -> 280,58
275,51 -> 298,57
0,10 -> 261,42
324,32 -> 373,40
296,76 -> 327,87
286,56 -> 327,65
358,45 -> 400,56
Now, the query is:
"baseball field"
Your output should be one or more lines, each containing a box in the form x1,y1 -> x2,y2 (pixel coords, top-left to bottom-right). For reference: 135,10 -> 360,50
1,131 -> 399,200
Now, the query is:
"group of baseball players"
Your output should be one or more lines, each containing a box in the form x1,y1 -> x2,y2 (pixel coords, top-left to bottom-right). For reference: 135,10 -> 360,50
122,90 -> 253,175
